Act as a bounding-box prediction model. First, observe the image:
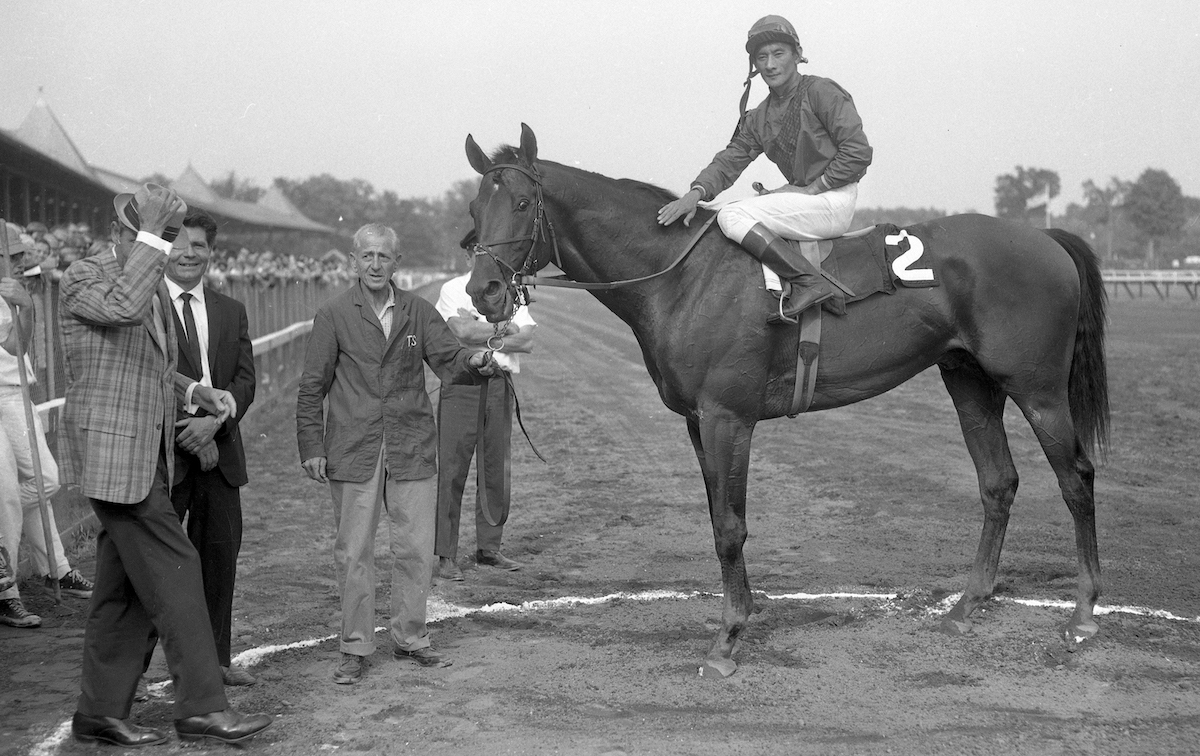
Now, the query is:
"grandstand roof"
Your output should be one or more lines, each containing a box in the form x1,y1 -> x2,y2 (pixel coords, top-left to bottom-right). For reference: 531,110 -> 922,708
6,96 -> 334,235
13,97 -> 95,181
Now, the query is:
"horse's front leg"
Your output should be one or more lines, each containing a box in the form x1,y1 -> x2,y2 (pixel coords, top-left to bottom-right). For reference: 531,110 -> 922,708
689,410 -> 756,678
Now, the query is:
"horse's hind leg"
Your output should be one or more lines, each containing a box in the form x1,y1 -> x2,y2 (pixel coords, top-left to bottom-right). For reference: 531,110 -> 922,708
1010,392 -> 1101,643
938,360 -> 1019,635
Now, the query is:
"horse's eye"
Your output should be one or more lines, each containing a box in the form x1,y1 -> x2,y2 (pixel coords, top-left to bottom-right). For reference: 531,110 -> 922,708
517,199 -> 531,212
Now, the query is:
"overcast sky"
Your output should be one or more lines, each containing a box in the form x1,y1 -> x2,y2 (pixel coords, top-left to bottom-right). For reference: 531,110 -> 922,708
2,0 -> 1197,215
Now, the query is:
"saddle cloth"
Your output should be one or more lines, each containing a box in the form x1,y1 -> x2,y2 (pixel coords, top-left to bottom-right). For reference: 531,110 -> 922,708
760,223 -> 937,315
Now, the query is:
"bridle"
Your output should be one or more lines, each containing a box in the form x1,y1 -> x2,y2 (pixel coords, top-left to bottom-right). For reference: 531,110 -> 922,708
467,162 -> 561,312
467,162 -> 717,308
463,160 -> 716,507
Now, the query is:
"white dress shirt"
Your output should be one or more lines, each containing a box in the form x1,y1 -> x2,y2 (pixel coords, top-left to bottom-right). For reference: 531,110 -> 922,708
166,278 -> 212,414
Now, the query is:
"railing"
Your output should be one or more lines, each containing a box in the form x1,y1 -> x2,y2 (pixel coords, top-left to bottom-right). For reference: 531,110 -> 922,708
30,277 -> 348,423
1102,270 -> 1200,300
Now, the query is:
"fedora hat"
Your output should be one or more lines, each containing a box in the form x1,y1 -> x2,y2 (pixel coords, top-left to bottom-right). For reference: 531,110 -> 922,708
113,183 -> 187,241
113,192 -> 142,232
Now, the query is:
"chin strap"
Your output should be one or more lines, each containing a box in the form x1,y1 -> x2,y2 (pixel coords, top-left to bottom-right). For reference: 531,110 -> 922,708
737,48 -> 808,122
738,61 -> 758,120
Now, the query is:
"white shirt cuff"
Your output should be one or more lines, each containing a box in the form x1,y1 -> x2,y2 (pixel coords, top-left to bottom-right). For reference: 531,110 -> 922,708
184,381 -> 199,413
136,231 -> 172,255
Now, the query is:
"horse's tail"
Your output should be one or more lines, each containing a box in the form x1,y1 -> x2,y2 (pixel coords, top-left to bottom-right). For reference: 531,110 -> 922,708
1044,228 -> 1110,459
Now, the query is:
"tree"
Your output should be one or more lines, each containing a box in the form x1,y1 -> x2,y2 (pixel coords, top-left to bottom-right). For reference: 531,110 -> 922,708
994,166 -> 1060,225
274,174 -> 380,232
433,179 -> 479,271
1123,169 -> 1186,264
1081,177 -> 1130,262
209,171 -> 265,203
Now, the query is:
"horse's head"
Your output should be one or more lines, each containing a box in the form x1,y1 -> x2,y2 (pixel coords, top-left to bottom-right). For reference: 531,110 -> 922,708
463,123 -> 548,322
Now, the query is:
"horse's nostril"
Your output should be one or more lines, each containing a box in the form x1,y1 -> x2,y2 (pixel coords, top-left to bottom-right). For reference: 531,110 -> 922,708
484,281 -> 503,300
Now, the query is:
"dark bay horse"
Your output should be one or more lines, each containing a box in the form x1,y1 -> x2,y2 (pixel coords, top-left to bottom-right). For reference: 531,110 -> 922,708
464,125 -> 1109,677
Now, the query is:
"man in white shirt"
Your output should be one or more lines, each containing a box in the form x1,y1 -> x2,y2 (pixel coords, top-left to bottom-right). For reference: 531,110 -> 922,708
149,209 -> 258,686
434,262 -> 536,580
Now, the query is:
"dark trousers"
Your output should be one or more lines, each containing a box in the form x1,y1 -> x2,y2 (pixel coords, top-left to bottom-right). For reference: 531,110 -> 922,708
78,454 -> 227,720
172,468 -> 243,667
435,379 -> 512,560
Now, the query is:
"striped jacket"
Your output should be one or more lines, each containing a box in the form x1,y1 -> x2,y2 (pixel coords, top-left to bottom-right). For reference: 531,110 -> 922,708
58,242 -> 192,504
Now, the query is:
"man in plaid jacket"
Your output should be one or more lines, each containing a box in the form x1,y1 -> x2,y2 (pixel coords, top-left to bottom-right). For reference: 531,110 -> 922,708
58,184 -> 271,748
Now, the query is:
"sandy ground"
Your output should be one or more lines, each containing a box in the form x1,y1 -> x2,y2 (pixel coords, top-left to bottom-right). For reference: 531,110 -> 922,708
1,289 -> 1198,756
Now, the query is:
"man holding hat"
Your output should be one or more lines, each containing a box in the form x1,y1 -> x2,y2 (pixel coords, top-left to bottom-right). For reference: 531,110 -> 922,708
0,224 -> 94,629
59,184 -> 271,746
657,14 -> 873,324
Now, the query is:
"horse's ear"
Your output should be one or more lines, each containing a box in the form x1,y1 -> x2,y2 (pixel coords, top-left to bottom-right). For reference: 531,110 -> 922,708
519,123 -> 538,166
465,134 -> 490,176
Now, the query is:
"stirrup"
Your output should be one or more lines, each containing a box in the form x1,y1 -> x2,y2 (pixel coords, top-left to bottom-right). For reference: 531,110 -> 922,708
773,292 -> 800,325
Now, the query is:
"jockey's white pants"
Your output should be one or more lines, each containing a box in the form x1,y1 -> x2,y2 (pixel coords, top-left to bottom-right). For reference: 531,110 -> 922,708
716,182 -> 858,244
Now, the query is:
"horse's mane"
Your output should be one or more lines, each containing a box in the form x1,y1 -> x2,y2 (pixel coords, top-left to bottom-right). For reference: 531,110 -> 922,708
489,144 -> 685,205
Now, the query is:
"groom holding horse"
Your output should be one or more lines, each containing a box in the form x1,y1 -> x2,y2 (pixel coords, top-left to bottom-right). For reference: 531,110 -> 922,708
657,14 -> 872,324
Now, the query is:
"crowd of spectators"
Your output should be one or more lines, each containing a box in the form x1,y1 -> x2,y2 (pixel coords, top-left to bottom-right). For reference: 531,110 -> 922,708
4,221 -> 356,288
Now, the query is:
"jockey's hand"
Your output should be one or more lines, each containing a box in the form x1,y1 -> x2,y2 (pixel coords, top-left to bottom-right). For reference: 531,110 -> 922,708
755,182 -> 819,196
657,189 -> 702,228
301,456 -> 328,484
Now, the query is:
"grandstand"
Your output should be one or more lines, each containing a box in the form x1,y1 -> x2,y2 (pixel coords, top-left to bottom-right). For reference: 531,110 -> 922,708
1,96 -> 335,244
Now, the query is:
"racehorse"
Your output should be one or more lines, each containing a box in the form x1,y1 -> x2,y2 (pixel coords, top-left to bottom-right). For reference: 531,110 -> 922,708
463,124 -> 1109,678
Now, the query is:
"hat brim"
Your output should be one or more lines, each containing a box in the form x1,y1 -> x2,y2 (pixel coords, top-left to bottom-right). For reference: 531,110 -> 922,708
2,229 -> 31,257
113,193 -> 141,232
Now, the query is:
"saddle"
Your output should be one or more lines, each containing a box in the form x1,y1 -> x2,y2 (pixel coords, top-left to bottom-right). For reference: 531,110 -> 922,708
777,223 -> 939,416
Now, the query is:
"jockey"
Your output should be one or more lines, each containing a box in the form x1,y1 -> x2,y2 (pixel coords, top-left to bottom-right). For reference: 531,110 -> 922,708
657,14 -> 873,323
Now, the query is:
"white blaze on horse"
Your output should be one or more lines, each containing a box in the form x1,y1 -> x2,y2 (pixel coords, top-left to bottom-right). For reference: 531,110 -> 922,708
464,124 -> 1109,678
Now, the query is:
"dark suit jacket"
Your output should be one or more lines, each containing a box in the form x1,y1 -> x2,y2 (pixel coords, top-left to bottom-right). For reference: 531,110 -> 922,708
171,286 -> 255,487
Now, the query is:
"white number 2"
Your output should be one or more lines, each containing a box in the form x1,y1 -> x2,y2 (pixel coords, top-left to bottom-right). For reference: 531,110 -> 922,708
887,230 -> 934,283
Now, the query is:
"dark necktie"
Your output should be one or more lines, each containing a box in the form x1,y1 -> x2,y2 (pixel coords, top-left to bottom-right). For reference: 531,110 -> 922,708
179,292 -> 203,375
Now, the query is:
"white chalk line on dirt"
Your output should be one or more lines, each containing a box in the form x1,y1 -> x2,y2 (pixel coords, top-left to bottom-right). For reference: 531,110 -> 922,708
29,588 -> 1199,756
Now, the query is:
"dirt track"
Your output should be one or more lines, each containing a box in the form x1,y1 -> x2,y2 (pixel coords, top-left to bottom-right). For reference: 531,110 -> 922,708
2,290 -> 1198,756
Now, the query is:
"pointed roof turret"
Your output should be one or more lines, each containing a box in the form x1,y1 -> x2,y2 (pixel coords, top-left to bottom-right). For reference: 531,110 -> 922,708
171,164 -> 221,204
257,185 -> 306,218
13,95 -> 96,180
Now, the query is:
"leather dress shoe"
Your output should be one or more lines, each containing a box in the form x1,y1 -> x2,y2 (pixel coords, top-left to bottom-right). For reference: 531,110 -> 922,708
174,709 -> 272,744
438,556 -> 464,581
476,549 -> 523,571
72,712 -> 168,747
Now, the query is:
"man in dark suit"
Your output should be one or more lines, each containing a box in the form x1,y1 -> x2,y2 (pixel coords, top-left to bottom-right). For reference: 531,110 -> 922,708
59,184 -> 271,747
165,208 -> 257,686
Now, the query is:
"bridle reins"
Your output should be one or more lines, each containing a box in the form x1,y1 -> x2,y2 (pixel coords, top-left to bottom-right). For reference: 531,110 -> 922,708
464,161 -> 716,514
468,162 -> 716,305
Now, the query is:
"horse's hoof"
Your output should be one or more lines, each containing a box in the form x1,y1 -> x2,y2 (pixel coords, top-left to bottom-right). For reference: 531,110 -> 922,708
939,617 -> 972,636
1061,621 -> 1099,649
698,657 -> 737,679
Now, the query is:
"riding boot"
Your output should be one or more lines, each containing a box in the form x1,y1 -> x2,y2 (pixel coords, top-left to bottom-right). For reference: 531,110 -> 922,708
739,224 -> 835,324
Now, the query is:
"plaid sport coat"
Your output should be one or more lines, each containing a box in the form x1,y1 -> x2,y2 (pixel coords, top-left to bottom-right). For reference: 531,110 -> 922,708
58,242 -> 192,504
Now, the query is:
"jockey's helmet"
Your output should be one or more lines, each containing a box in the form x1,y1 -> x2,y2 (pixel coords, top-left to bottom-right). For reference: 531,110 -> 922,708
745,15 -> 806,62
